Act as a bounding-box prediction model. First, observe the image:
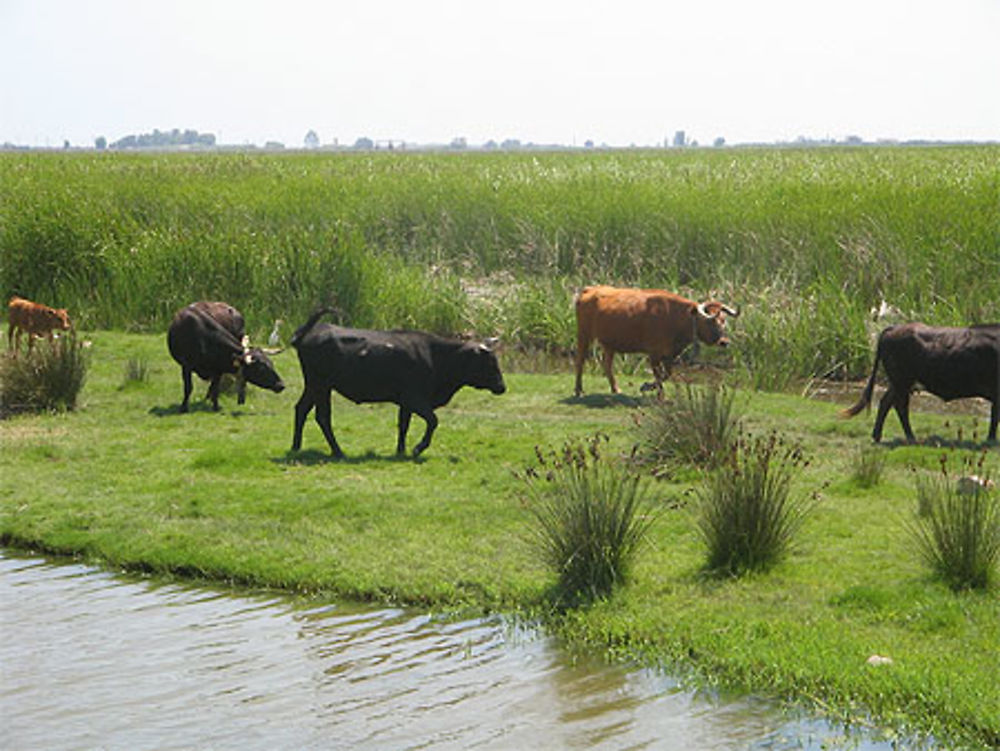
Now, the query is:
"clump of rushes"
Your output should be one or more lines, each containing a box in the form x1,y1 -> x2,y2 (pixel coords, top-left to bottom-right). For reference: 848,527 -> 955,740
851,444 -> 887,488
122,357 -> 149,386
633,380 -> 742,477
910,453 -> 999,591
696,432 -> 816,576
519,434 -> 659,606
0,334 -> 88,414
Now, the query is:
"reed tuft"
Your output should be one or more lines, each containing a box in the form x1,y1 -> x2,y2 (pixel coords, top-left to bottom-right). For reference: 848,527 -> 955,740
1,334 -> 88,415
696,432 -> 816,576
519,434 -> 658,606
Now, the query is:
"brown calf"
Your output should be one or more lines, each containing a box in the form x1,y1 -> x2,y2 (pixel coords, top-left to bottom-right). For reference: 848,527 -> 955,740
7,296 -> 72,353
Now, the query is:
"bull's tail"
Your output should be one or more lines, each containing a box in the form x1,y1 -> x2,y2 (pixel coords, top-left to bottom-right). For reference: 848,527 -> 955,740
291,308 -> 337,348
841,342 -> 882,418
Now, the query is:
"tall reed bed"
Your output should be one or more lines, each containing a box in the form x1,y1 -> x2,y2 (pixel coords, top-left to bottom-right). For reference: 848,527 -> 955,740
2,147 -> 997,386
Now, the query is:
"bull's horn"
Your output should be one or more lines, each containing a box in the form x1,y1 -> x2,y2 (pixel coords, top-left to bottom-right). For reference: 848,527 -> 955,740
695,302 -> 713,319
261,346 -> 284,355
482,336 -> 500,351
720,304 -> 740,318
240,335 -> 251,352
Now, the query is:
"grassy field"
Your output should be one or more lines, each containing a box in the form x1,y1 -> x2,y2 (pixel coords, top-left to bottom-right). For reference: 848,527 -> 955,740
2,147 -> 998,389
2,330 -> 999,748
2,147 -> 999,746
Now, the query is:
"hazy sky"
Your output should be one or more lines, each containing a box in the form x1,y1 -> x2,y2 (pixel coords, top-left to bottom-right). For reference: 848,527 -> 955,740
3,0 -> 998,148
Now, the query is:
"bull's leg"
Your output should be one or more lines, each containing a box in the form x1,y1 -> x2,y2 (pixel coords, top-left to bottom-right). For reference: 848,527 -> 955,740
642,356 -> 670,396
312,390 -> 344,458
872,387 -> 896,442
207,375 -> 222,411
407,400 -> 438,457
179,368 -> 194,413
413,411 -> 438,457
988,398 -> 998,442
6,322 -> 14,351
574,334 -> 591,397
291,389 -> 315,451
894,392 -> 916,443
601,348 -> 619,394
396,407 -> 412,455
235,372 -> 247,405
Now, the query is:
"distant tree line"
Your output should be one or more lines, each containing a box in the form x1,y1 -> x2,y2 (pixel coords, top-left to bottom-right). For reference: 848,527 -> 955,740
106,129 -> 216,150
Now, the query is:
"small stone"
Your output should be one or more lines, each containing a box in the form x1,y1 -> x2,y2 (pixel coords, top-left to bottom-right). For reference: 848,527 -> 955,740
866,654 -> 893,666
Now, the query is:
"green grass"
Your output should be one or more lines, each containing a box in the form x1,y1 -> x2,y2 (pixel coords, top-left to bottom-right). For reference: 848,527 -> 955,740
2,330 -> 999,748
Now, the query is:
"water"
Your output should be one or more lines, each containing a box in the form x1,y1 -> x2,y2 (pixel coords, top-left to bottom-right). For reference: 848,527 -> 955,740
1,551 -> 914,750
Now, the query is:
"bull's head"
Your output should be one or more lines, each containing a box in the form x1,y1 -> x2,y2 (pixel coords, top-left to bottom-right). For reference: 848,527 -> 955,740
464,339 -> 506,395
39,307 -> 72,332
233,345 -> 286,404
693,301 -> 740,347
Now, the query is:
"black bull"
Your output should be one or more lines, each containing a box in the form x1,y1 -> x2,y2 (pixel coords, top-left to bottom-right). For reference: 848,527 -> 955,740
290,310 -> 507,457
842,322 -> 999,442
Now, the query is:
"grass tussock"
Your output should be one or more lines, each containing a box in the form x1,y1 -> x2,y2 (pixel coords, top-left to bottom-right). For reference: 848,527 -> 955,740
122,357 -> 149,386
0,335 -> 88,415
850,444 -> 888,488
696,432 -> 816,576
519,434 -> 658,606
910,454 -> 1000,591
632,380 -> 742,476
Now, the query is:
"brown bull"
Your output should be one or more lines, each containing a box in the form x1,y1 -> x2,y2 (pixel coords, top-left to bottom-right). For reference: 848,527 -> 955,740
573,285 -> 739,396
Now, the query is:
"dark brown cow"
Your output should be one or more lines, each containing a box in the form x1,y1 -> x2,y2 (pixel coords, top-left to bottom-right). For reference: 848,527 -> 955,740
7,296 -> 72,353
167,301 -> 285,412
573,285 -> 739,396
842,322 -> 1000,443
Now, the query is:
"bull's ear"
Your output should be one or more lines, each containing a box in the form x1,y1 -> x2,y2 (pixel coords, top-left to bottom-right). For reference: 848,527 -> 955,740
232,355 -> 243,370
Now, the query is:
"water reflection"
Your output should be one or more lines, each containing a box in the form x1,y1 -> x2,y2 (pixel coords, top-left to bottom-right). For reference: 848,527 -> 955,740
2,552 -> 912,750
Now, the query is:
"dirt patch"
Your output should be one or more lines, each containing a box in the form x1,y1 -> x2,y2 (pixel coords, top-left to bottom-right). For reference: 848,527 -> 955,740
0,423 -> 70,445
808,379 -> 992,418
